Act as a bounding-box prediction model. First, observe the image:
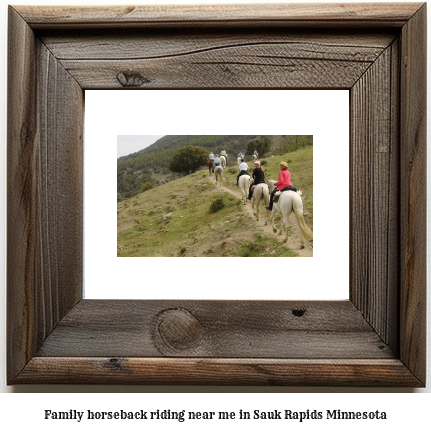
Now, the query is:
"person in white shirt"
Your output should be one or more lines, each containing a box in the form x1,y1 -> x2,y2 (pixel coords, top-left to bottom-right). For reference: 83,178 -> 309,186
236,159 -> 249,186
214,154 -> 221,167
220,149 -> 227,162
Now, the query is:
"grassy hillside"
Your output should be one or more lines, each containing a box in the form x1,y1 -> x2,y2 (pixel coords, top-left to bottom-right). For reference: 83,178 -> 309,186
117,135 -> 261,200
117,146 -> 312,257
117,135 -> 312,200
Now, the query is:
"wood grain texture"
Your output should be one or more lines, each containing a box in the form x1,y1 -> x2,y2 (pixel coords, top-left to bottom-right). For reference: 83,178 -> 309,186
15,358 -> 423,386
41,31 -> 395,60
51,31 -> 394,89
7,6 -> 38,381
350,45 -> 399,347
35,40 -> 84,335
399,3 -> 427,384
40,30 -> 394,90
7,3 -> 426,386
7,6 -> 83,383
15,3 -> 423,29
36,300 -> 393,359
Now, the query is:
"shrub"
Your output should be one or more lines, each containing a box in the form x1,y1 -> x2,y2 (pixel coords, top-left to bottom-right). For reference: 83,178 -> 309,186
140,182 -> 154,193
169,145 -> 209,175
209,196 -> 225,213
260,160 -> 267,166
246,136 -> 272,157
228,167 -> 237,174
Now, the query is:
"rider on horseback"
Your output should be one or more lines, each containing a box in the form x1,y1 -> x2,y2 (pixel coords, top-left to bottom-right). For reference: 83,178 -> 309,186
266,161 -> 298,211
214,154 -> 221,168
220,149 -> 227,162
247,160 -> 265,199
209,151 -> 215,173
236,158 -> 249,186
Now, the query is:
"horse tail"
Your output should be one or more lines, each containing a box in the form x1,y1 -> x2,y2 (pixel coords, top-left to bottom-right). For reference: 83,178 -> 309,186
262,184 -> 270,206
292,194 -> 313,241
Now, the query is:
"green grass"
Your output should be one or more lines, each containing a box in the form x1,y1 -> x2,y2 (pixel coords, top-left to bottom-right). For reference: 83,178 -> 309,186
118,172 -> 244,257
223,233 -> 297,257
117,146 -> 312,257
222,146 -> 313,226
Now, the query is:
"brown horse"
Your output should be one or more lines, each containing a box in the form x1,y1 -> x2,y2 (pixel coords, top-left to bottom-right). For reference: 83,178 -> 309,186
208,159 -> 214,175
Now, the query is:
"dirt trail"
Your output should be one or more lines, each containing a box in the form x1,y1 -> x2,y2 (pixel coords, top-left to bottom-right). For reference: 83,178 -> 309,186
215,177 -> 313,257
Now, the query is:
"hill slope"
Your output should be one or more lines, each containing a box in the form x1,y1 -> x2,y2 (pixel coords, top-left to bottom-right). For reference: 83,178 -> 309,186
117,146 -> 313,257
117,135 -> 312,200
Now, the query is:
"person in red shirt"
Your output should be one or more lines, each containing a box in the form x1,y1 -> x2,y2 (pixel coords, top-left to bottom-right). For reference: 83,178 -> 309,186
266,161 -> 298,211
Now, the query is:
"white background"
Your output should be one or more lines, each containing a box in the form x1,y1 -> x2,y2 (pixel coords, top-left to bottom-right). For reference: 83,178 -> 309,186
0,0 -> 429,425
85,90 -> 349,300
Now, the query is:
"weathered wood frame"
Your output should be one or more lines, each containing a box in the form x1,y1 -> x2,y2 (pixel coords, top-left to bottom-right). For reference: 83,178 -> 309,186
7,3 -> 426,386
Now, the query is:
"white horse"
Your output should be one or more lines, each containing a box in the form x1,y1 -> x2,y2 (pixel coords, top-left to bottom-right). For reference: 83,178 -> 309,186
268,180 -> 313,247
214,166 -> 223,186
252,153 -> 258,161
220,155 -> 226,168
251,182 -> 271,224
237,157 -> 242,165
238,174 -> 251,205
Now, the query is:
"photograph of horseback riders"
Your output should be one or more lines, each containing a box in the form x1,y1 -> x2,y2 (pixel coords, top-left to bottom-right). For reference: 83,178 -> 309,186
117,135 -> 313,257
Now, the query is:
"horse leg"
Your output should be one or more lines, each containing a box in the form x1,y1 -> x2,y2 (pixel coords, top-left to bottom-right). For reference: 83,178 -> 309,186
299,231 -> 305,248
261,186 -> 269,226
271,210 -> 277,233
278,211 -> 283,236
265,209 -> 270,226
264,197 -> 269,225
255,197 -> 260,221
271,206 -> 282,234
294,213 -> 304,248
282,213 -> 289,243
265,202 -> 272,226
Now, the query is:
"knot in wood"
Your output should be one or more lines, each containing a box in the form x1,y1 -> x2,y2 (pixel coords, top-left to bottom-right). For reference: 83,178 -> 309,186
116,71 -> 150,87
292,308 -> 306,317
108,358 -> 123,369
155,308 -> 203,351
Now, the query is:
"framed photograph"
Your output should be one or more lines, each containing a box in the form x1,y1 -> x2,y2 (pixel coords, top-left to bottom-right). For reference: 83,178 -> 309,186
85,90 -> 349,300
7,3 -> 426,386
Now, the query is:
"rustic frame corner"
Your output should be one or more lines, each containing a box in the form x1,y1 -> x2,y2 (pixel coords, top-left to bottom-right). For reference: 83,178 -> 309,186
7,3 -> 426,386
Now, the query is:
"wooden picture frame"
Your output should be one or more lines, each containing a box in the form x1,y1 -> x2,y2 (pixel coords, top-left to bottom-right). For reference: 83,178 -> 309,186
7,3 -> 426,386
